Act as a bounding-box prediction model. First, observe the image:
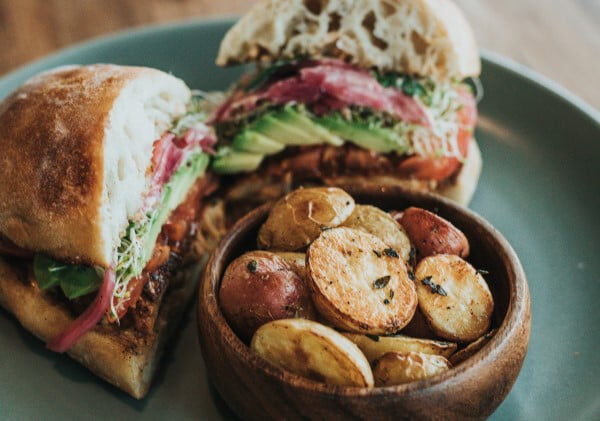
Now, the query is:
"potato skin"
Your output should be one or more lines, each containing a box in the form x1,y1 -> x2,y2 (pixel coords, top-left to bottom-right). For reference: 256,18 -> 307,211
342,205 -> 412,261
251,319 -> 374,387
372,351 -> 451,386
257,187 -> 355,251
219,251 -> 314,340
343,333 -> 457,362
450,330 -> 496,365
400,207 -> 470,258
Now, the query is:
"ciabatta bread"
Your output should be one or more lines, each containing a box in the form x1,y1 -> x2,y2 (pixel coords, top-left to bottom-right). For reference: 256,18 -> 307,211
0,65 -> 190,267
217,0 -> 480,79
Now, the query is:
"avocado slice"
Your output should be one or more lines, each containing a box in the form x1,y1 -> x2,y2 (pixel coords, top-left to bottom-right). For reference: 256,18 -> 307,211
314,115 -> 408,153
276,108 -> 343,146
232,130 -> 285,154
141,152 -> 209,264
212,149 -> 264,174
251,114 -> 321,145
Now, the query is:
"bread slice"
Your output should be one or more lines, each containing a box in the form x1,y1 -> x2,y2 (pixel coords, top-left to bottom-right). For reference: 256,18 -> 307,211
217,0 -> 480,79
0,65 -> 190,267
0,199 -> 225,399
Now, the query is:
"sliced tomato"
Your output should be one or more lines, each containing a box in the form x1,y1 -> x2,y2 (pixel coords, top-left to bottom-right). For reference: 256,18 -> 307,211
398,88 -> 477,181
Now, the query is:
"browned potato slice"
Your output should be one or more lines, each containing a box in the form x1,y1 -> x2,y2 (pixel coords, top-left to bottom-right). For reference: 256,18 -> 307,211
400,207 -> 470,258
341,205 -> 412,261
372,351 -> 451,386
415,255 -> 494,342
307,227 -> 417,334
258,187 -> 355,251
251,319 -> 374,387
450,329 -> 496,365
343,333 -> 457,362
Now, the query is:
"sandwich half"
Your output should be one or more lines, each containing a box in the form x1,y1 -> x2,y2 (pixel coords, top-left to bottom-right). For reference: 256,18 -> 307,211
0,65 -> 225,398
211,0 -> 482,209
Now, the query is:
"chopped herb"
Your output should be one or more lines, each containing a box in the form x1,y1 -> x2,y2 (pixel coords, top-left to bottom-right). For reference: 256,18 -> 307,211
373,275 -> 391,289
477,269 -> 490,275
373,249 -> 382,258
383,299 -> 390,305
409,247 -> 417,267
247,260 -> 258,273
408,270 -> 415,281
401,77 -> 425,97
383,248 -> 399,258
421,276 -> 447,296
365,334 -> 380,342
389,290 -> 395,299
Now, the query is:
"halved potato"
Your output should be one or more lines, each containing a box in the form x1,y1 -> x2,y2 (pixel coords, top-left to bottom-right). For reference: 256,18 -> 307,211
450,329 -> 496,365
400,207 -> 470,258
307,227 -> 417,334
341,205 -> 412,261
415,255 -> 494,342
251,318 -> 374,387
343,333 -> 457,362
258,187 -> 355,251
372,351 -> 451,386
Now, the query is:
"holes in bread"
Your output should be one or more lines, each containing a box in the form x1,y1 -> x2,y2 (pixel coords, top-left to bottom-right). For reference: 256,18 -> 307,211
410,30 -> 429,55
328,12 -> 341,32
379,1 -> 397,18
303,0 -> 326,15
361,11 -> 389,50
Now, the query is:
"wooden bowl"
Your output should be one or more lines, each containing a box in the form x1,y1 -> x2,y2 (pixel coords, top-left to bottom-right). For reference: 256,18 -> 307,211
197,187 -> 531,420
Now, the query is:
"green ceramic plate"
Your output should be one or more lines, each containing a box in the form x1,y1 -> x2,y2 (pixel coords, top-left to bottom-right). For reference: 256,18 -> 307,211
0,19 -> 598,421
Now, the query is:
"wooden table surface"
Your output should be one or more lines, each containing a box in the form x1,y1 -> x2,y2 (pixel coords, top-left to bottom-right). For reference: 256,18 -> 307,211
1,0 -> 598,108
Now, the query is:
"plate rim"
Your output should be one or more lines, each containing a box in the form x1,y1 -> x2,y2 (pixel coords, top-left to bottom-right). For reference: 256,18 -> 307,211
0,16 -> 598,126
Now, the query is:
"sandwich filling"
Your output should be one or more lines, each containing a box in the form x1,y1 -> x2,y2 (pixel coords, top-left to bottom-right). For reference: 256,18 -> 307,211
210,58 -> 477,183
31,95 -> 218,351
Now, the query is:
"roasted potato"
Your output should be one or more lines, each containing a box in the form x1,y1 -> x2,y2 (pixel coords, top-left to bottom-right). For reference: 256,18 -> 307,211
342,205 -> 412,261
258,187 -> 355,251
307,227 -> 417,334
400,307 -> 438,340
415,255 -> 494,342
343,333 -> 457,362
450,330 -> 496,365
251,319 -> 374,387
219,251 -> 314,340
400,207 -> 470,258
372,351 -> 451,386
271,251 -> 307,280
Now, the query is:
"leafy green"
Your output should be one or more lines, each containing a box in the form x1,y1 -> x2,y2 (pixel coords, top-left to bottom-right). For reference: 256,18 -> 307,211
34,254 -> 103,299
244,59 -> 297,92
374,71 -> 426,98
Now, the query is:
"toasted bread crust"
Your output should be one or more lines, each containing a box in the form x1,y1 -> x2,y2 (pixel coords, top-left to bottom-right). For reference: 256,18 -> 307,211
0,65 -> 181,267
0,194 -> 225,398
0,256 -> 199,398
217,0 -> 480,79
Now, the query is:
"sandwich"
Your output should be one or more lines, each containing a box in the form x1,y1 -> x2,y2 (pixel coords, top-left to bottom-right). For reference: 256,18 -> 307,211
211,0 -> 482,210
0,65 -> 225,398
